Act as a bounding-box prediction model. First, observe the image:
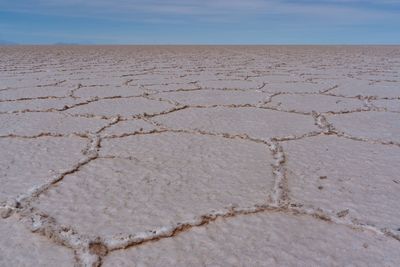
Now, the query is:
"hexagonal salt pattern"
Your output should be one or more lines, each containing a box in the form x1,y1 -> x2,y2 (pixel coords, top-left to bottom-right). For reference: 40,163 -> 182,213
65,97 -> 176,118
371,99 -> 400,112
102,119 -> 157,137
0,112 -> 109,136
103,212 -> 400,267
153,107 -> 319,141
0,136 -> 87,202
282,135 -> 400,231
0,86 -> 73,101
32,132 -> 274,237
0,216 -> 75,266
198,79 -> 263,90
327,111 -> 400,143
1,46 -> 399,266
262,81 -> 336,94
265,94 -> 366,114
156,89 -> 270,106
73,85 -> 146,99
331,79 -> 400,98
0,98 -> 78,113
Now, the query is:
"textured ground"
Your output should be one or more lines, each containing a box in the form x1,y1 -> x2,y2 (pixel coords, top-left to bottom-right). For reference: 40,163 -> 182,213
0,46 -> 399,266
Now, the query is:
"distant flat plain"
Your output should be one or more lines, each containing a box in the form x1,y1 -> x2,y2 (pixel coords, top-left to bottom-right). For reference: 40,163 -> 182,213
1,46 -> 399,266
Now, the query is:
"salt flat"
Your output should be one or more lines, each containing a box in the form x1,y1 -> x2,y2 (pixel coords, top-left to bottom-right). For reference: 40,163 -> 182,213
0,46 -> 399,266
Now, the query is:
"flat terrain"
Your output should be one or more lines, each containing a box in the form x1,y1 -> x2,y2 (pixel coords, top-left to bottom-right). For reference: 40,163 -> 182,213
0,46 -> 399,266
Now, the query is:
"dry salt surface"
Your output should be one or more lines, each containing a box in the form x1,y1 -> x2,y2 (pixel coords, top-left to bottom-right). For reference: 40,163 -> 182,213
0,45 -> 399,267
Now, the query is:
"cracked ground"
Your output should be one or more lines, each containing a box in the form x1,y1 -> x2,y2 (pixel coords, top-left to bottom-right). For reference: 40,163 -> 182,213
0,45 -> 400,266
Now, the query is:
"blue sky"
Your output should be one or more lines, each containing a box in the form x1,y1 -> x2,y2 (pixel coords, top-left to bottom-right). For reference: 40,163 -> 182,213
0,0 -> 399,44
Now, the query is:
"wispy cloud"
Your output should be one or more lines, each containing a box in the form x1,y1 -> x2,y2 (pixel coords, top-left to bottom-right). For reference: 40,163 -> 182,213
0,0 -> 399,44
1,0 -> 398,19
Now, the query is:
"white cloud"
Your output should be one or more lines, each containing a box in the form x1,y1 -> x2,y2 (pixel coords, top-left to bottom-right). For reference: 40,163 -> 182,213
0,0 -> 398,22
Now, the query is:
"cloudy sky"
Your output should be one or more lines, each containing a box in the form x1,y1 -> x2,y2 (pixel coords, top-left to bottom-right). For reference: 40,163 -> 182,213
0,0 -> 399,44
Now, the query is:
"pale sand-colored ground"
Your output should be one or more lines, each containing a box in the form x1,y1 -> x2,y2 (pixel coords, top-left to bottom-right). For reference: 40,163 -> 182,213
0,46 -> 399,266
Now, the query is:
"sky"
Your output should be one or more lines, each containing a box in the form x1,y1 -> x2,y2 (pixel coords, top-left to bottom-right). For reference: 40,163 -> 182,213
0,0 -> 399,44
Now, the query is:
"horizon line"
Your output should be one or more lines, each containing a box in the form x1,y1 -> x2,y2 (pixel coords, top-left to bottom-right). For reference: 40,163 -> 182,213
1,43 -> 400,46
